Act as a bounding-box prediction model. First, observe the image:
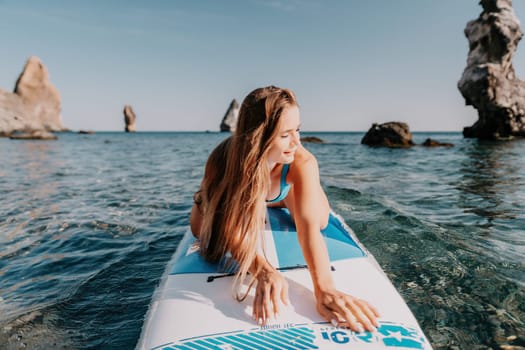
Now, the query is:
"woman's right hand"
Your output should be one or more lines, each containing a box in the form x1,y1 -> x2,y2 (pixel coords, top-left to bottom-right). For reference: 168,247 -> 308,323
315,288 -> 380,332
252,267 -> 289,325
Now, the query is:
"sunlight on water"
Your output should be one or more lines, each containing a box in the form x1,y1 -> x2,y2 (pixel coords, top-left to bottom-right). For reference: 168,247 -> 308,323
0,132 -> 523,349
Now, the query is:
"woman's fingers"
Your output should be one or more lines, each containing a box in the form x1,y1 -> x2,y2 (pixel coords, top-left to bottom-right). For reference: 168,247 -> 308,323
341,301 -> 373,332
318,291 -> 380,333
271,283 -> 281,317
281,279 -> 289,306
252,289 -> 262,324
356,299 -> 380,327
252,271 -> 289,325
263,283 -> 273,322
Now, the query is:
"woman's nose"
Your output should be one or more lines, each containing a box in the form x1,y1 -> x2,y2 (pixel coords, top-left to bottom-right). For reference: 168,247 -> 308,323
292,131 -> 301,145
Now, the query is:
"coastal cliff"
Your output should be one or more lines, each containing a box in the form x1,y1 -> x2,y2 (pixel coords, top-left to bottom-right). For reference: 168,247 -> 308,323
458,0 -> 525,139
0,57 -> 64,136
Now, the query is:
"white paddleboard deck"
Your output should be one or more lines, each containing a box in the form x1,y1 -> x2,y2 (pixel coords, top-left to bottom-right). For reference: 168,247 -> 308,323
137,208 -> 432,350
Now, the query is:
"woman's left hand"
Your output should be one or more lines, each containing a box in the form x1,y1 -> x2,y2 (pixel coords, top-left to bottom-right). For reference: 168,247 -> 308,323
315,288 -> 380,332
253,267 -> 289,325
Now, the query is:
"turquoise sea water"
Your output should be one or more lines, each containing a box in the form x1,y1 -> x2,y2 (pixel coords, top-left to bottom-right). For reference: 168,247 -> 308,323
0,132 -> 524,349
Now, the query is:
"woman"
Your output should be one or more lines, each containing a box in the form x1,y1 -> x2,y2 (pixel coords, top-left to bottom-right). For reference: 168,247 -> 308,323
190,86 -> 379,333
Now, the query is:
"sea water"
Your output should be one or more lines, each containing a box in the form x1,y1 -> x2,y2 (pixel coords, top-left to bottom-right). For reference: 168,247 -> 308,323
0,132 -> 523,349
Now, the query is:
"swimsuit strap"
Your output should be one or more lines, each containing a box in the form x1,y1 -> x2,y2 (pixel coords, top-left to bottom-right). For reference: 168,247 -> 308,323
267,164 -> 291,203
280,163 -> 290,188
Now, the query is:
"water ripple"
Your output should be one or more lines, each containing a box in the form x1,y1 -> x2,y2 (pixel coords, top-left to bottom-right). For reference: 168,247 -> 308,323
0,132 -> 524,349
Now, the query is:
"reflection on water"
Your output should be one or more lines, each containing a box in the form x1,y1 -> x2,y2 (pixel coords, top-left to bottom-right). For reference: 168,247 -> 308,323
457,139 -> 523,224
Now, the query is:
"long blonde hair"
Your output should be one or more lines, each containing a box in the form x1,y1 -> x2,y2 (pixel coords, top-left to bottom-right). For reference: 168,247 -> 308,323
199,86 -> 298,299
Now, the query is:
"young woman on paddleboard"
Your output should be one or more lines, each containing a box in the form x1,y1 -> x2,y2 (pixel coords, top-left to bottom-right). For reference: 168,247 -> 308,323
190,86 -> 379,333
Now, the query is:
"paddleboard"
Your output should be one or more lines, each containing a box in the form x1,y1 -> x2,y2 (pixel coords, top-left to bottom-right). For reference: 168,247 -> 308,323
137,207 -> 432,349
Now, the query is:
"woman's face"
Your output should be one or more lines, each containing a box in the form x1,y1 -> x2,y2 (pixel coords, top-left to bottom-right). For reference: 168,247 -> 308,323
267,105 -> 301,166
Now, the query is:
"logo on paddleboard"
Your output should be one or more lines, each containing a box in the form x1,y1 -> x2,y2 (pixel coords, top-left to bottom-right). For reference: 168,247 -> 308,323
319,322 -> 428,349
155,321 -> 429,349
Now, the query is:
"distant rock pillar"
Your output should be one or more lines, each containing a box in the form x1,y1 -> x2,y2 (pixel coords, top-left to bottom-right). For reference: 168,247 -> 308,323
458,0 -> 525,139
123,105 -> 136,132
220,99 -> 239,132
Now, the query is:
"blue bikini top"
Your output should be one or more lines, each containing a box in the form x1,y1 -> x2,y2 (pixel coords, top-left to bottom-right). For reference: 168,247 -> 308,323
266,164 -> 291,203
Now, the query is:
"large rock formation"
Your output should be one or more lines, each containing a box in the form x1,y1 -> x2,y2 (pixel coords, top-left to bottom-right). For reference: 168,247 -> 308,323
220,99 -> 239,132
458,0 -> 525,139
0,56 -> 64,136
361,122 -> 415,148
123,105 -> 136,132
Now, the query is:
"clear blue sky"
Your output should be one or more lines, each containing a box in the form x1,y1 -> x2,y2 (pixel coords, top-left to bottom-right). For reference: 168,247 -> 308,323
1,0 -> 524,132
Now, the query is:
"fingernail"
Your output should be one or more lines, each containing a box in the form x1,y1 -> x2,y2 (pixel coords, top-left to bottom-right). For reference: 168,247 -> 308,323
330,318 -> 338,327
258,318 -> 263,325
356,324 -> 364,333
370,326 -> 377,333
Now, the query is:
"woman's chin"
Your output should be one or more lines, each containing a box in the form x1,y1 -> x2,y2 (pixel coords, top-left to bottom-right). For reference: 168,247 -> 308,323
282,154 -> 295,162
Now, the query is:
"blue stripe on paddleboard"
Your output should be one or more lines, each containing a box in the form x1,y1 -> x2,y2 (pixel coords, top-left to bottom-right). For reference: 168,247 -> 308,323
282,327 -> 316,340
193,339 -> 223,350
267,329 -> 315,349
193,338 -> 223,348
233,333 -> 270,349
170,208 -> 365,275
234,333 -> 280,349
280,328 -> 318,348
213,335 -> 253,349
226,334 -> 263,350
268,208 -> 365,268
169,234 -> 219,275
170,236 -> 239,275
178,342 -> 209,350
245,331 -> 297,350
167,345 -> 193,350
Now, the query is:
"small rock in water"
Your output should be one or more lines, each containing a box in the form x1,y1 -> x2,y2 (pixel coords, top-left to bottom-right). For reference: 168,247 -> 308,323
300,136 -> 325,143
422,138 -> 454,147
361,122 -> 414,148
9,130 -> 57,140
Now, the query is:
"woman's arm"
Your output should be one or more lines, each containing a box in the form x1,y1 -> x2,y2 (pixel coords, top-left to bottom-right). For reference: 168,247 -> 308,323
192,191 -> 288,325
290,157 -> 379,332
190,190 -> 203,238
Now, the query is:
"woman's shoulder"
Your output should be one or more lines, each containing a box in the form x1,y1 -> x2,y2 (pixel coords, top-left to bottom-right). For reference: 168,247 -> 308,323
295,145 -> 317,164
289,146 -> 319,178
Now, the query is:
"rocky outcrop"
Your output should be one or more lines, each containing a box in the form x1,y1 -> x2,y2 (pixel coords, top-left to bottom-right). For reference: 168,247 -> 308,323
300,136 -> 325,144
0,57 -> 64,136
422,138 -> 454,147
9,130 -> 58,140
123,105 -> 136,132
0,91 -> 28,135
361,122 -> 415,148
220,99 -> 239,132
458,0 -> 525,139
